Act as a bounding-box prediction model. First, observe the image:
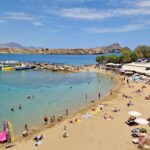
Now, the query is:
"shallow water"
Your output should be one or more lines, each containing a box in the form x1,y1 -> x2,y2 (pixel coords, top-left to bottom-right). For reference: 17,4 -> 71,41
0,70 -> 115,135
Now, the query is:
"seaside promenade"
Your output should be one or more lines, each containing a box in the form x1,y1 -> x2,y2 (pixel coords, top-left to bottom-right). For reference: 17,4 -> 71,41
1,67 -> 150,150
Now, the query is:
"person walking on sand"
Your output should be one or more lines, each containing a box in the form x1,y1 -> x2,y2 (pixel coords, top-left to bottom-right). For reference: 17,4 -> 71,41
63,125 -> 68,138
98,92 -> 101,99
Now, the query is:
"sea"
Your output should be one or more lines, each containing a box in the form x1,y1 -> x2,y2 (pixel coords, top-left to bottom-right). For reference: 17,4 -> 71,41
0,54 -> 117,135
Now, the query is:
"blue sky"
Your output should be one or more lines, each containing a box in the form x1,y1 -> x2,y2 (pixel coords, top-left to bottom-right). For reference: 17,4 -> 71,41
0,0 -> 150,49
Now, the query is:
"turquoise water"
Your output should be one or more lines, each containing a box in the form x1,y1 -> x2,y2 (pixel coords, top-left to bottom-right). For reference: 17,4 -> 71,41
0,53 -> 120,65
0,70 -> 115,135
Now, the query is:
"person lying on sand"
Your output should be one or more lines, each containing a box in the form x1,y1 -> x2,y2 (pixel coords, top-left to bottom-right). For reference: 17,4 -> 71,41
34,135 -> 44,146
69,118 -> 81,123
122,94 -> 132,99
145,95 -> 150,100
135,89 -> 142,93
112,107 -> 120,112
128,85 -> 135,88
34,134 -> 44,142
127,101 -> 134,107
103,113 -> 113,120
125,116 -> 137,126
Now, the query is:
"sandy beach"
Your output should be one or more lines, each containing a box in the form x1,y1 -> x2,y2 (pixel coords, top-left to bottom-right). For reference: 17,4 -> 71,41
1,68 -> 150,150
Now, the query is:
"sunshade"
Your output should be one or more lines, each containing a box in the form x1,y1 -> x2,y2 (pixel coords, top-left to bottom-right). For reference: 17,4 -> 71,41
128,111 -> 141,117
134,118 -> 149,125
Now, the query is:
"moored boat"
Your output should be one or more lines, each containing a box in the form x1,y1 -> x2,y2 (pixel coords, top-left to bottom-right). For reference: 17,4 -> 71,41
15,64 -> 31,70
1,65 -> 14,71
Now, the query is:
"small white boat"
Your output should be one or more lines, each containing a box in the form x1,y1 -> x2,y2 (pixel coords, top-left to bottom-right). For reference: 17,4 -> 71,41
15,64 -> 31,70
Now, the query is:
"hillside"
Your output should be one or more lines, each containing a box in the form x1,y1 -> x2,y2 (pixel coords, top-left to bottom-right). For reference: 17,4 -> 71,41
0,43 -> 122,55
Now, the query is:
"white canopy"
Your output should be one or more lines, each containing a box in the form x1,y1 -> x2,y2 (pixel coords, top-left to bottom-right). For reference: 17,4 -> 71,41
134,118 -> 149,125
128,111 -> 141,117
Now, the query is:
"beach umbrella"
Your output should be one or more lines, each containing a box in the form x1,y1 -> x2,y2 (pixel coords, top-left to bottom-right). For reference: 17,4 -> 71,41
134,118 -> 149,125
128,111 -> 141,117
106,63 -> 115,66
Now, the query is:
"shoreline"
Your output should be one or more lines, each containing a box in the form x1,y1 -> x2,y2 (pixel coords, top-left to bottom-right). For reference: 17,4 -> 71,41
1,66 -> 150,150
0,67 -> 121,148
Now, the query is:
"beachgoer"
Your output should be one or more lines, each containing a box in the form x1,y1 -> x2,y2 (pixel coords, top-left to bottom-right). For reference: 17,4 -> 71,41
43,115 -> 48,125
22,130 -> 28,137
11,106 -> 14,112
52,115 -> 55,121
63,125 -> 68,138
99,80 -> 100,84
25,124 -> 28,132
85,93 -> 87,100
65,108 -> 69,115
98,92 -> 101,99
19,104 -> 22,110
110,90 -> 112,95
50,117 -> 53,123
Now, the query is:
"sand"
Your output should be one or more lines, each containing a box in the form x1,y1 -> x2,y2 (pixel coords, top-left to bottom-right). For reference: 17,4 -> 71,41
1,68 -> 150,150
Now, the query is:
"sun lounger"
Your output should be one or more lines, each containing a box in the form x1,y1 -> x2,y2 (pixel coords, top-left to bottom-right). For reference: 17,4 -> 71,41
132,138 -> 139,144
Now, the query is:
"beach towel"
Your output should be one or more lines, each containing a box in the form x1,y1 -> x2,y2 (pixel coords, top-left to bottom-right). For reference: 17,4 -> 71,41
0,131 -> 6,143
82,113 -> 93,119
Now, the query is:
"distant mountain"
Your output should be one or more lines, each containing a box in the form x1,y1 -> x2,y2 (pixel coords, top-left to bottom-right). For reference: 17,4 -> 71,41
96,43 -> 122,53
0,42 -> 24,48
0,42 -> 122,54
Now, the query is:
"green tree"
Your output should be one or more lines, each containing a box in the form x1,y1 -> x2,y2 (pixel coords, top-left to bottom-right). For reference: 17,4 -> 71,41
96,56 -> 106,63
130,51 -> 138,62
135,45 -> 150,58
121,50 -> 132,63
121,47 -> 131,53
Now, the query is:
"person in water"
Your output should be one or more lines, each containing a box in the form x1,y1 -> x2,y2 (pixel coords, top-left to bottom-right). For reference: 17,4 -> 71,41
85,93 -> 87,100
43,115 -> 49,125
65,108 -> 69,115
25,124 -> 28,132
11,106 -> 14,112
19,104 -> 22,110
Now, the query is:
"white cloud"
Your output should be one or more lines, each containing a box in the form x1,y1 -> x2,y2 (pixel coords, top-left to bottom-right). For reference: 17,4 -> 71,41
136,0 -> 150,7
32,22 -> 43,26
84,21 -> 150,33
53,6 -> 150,20
4,12 -> 34,21
0,12 -> 43,26
58,8 -> 111,20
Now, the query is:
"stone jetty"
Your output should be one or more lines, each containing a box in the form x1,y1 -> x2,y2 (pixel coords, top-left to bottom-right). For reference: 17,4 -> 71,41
30,63 -> 82,72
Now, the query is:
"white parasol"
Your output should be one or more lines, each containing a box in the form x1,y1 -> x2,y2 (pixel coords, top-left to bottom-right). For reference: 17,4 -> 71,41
134,118 -> 149,125
128,111 -> 141,117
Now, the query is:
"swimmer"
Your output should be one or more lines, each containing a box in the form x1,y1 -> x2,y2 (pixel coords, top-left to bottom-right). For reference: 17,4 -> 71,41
11,106 -> 14,112
19,104 -> 22,110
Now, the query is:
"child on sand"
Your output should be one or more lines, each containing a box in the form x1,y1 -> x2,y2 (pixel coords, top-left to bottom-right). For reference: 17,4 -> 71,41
63,125 -> 68,138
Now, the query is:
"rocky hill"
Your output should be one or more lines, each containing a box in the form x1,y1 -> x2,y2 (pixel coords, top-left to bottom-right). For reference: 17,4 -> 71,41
0,43 -> 122,54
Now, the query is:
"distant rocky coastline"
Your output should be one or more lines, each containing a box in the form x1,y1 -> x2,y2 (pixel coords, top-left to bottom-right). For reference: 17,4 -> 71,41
0,43 -> 121,55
